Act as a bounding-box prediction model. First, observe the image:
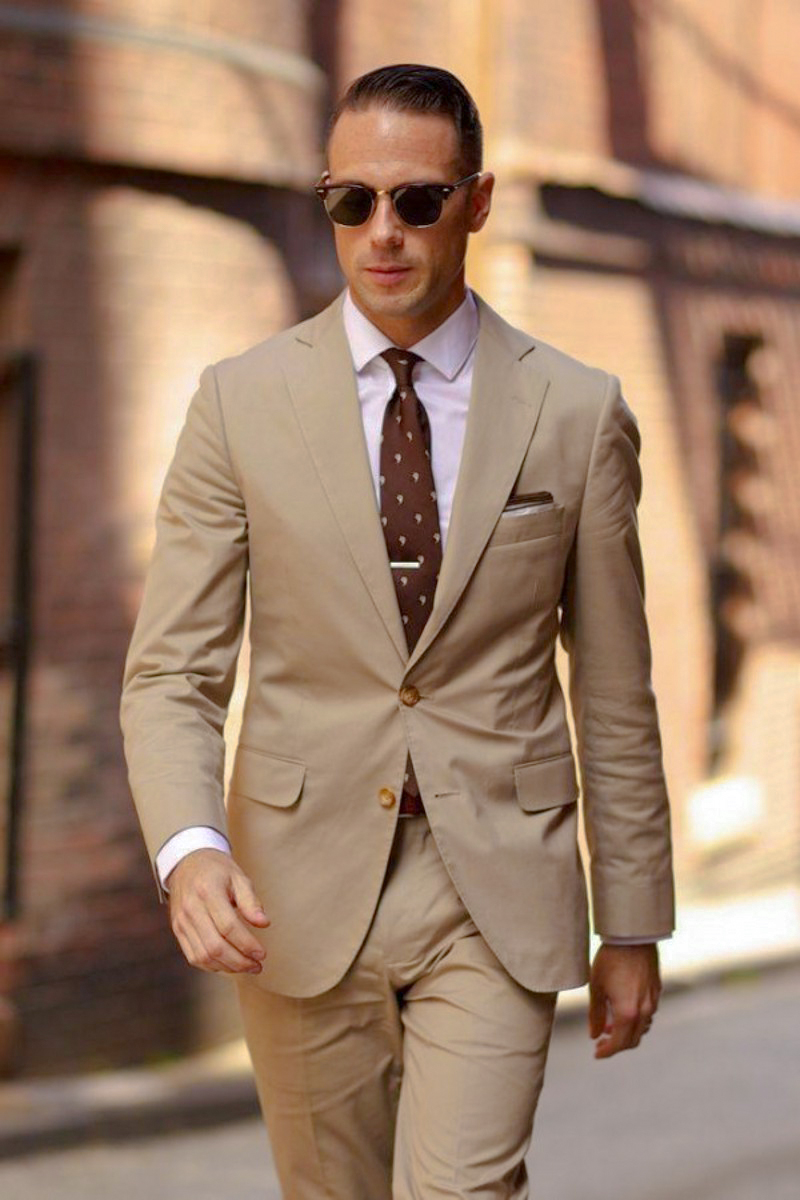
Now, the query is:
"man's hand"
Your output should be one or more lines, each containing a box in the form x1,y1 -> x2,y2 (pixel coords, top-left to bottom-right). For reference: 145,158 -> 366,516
167,849 -> 270,975
588,943 -> 661,1059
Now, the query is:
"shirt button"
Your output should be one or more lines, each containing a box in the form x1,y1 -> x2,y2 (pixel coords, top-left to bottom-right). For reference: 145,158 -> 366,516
399,685 -> 420,707
379,788 -> 396,809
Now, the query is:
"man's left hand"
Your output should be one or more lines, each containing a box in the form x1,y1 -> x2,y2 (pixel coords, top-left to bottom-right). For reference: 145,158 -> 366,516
588,943 -> 662,1059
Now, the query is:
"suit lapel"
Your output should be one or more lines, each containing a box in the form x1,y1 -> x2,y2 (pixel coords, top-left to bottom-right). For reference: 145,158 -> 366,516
284,295 -> 551,673
407,299 -> 550,671
285,297 -> 408,664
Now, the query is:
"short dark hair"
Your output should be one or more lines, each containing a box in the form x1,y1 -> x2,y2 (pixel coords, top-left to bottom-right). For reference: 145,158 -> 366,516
328,64 -> 483,175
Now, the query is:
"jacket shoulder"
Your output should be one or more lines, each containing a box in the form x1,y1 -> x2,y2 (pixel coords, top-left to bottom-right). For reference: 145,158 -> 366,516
514,339 -> 621,452
529,337 -> 611,396
476,296 -> 613,411
523,335 -> 640,473
483,306 -> 637,455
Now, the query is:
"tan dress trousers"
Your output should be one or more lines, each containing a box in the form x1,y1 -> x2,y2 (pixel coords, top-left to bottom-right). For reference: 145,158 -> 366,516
237,814 -> 557,1199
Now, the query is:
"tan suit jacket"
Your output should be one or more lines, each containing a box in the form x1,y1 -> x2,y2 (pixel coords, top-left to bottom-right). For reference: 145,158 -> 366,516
121,293 -> 674,997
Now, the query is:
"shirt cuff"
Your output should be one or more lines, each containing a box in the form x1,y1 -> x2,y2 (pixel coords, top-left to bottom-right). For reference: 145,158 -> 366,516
601,935 -> 672,945
155,827 -> 232,891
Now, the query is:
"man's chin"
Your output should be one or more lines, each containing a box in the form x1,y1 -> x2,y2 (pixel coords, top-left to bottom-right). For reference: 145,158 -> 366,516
353,282 -> 423,320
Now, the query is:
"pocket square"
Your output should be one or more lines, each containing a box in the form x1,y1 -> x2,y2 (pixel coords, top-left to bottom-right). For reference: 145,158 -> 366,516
503,491 -> 554,516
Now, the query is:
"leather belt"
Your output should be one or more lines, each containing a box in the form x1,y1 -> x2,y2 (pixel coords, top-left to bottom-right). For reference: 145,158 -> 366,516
399,789 -> 425,816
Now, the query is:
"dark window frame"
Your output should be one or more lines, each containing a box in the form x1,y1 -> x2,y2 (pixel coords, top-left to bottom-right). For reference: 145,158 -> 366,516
708,332 -> 764,770
1,351 -> 36,919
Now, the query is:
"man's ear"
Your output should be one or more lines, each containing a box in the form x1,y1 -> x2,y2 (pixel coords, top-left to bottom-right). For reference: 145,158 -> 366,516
469,172 -> 495,233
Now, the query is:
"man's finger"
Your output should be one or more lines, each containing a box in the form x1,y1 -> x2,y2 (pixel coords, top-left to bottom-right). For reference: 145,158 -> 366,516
230,873 -> 270,929
594,1006 -> 638,1059
635,1013 -> 654,1041
205,892 -> 267,962
174,918 -> 221,974
588,988 -> 609,1039
189,909 -> 264,974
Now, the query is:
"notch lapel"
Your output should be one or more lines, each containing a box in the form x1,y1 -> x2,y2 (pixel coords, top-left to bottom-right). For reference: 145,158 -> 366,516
407,300 -> 550,671
285,298 -> 408,664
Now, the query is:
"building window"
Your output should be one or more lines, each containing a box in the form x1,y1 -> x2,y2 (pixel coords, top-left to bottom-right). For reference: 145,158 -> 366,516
0,295 -> 36,916
708,333 -> 764,770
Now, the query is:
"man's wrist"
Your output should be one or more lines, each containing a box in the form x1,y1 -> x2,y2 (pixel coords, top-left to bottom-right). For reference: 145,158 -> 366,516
156,827 -> 232,891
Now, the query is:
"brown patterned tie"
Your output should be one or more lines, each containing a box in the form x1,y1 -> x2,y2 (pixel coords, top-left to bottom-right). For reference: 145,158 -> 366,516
379,348 -> 442,813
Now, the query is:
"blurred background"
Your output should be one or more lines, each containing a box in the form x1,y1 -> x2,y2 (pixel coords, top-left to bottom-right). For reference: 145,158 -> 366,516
1,0 -> 799,1089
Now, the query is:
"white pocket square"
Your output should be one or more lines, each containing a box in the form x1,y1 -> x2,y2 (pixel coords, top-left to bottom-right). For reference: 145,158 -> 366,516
502,491 -> 555,518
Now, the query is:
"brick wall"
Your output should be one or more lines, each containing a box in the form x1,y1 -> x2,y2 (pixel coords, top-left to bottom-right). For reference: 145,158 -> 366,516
333,0 -> 800,196
647,0 -> 800,198
0,0 -> 322,184
0,156 -> 322,1072
0,0 -> 326,1075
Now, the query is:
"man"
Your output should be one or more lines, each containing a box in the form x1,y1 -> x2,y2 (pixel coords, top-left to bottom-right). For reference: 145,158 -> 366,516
121,64 -> 674,1198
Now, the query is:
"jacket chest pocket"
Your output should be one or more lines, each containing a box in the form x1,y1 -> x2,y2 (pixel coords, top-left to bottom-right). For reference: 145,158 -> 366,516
487,504 -> 565,549
480,504 -> 567,611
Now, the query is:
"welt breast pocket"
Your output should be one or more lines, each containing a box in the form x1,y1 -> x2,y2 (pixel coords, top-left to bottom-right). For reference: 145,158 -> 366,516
487,503 -> 565,549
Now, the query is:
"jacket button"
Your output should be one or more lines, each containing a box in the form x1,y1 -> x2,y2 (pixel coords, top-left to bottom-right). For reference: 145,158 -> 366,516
399,685 -> 420,707
379,788 -> 396,809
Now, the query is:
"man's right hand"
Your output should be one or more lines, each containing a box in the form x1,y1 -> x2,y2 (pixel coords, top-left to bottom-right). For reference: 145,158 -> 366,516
167,849 -> 270,975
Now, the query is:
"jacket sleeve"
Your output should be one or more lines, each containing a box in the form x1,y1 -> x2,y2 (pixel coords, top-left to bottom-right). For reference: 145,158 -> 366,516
120,365 -> 248,878
560,373 -> 675,939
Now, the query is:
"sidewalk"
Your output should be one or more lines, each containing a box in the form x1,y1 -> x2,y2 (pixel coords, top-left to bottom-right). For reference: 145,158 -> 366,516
0,1038 -> 258,1159
2,883 -> 799,1160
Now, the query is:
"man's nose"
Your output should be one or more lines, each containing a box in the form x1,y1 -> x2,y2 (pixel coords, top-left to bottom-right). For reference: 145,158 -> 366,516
370,193 -> 403,245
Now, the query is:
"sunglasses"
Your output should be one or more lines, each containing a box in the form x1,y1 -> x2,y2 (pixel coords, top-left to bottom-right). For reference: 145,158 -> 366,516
315,173 -> 480,228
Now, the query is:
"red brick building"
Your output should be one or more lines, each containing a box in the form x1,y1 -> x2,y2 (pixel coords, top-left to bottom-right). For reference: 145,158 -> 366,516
1,0 -> 799,1075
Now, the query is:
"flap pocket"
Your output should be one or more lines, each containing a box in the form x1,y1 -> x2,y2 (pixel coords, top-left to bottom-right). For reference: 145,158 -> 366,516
230,746 -> 306,808
490,504 -> 564,548
513,752 -> 578,813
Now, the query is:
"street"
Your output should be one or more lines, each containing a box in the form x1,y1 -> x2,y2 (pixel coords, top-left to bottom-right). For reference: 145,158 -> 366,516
1,964 -> 797,1199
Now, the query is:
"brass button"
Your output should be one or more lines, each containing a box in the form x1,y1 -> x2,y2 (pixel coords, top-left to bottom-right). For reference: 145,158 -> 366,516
379,788 -> 396,809
399,685 -> 420,707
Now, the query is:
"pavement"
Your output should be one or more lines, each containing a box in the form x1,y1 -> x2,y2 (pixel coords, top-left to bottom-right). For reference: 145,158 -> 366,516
1,882 -> 799,1161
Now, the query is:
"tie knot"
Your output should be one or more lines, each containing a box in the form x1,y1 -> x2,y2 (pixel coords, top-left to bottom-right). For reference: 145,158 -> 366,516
382,348 -> 421,391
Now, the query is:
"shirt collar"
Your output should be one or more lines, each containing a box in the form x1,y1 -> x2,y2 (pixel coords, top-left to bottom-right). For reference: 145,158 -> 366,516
342,289 -> 479,381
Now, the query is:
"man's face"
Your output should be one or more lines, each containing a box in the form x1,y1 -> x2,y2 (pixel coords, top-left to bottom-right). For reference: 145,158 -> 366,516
325,105 -> 494,346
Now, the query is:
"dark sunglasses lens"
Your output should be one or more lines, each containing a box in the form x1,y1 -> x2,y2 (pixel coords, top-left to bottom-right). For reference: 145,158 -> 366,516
324,186 -> 373,226
394,186 -> 444,226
